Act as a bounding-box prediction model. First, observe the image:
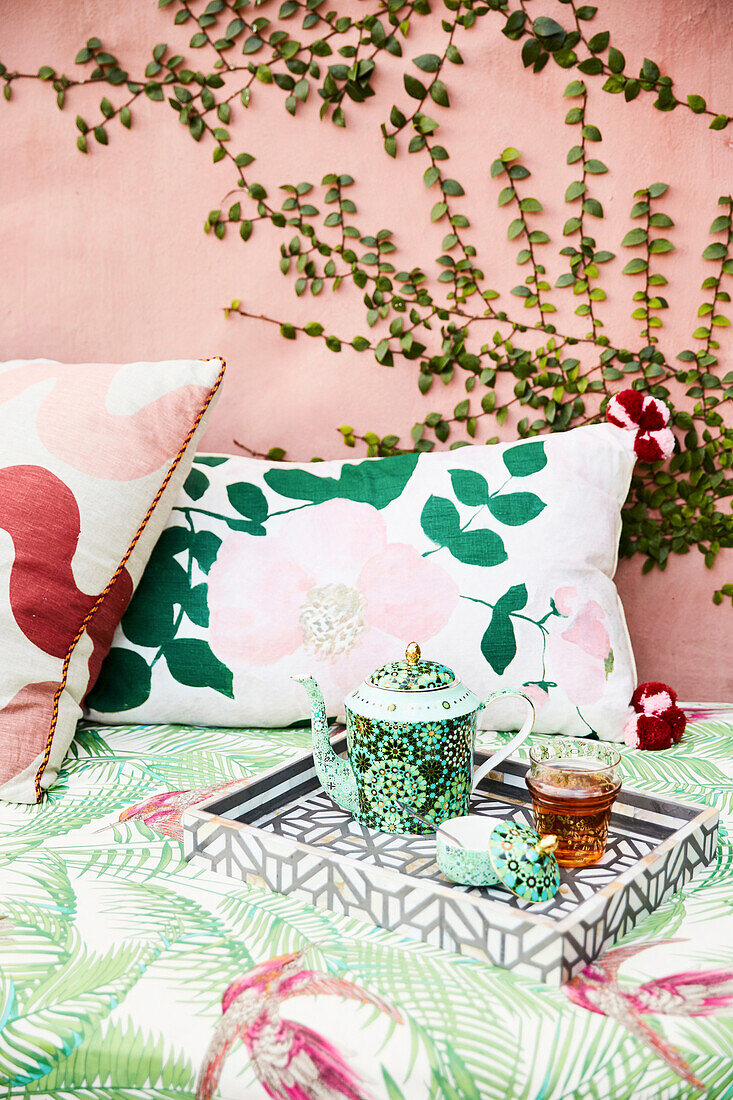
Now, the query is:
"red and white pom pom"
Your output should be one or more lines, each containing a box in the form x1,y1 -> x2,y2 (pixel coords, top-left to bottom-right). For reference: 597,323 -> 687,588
624,680 -> 687,750
606,389 -> 676,462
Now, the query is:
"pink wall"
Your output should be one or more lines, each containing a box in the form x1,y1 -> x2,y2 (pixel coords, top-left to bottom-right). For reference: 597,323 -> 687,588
1,0 -> 731,699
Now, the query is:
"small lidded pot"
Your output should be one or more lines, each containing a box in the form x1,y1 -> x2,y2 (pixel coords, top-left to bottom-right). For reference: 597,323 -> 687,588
437,818 -> 560,902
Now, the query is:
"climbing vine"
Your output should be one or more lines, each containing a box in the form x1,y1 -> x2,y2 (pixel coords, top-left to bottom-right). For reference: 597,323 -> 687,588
1,0 -> 731,598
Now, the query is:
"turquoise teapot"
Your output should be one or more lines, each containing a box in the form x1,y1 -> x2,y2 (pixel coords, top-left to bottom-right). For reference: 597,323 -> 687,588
295,642 -> 535,835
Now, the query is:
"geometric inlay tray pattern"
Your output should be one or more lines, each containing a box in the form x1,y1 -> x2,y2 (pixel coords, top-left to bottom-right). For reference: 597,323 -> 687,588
255,789 -> 663,917
184,728 -> 719,985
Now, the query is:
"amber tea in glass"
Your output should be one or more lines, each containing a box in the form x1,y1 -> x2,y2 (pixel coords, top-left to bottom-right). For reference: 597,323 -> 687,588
525,741 -> 621,868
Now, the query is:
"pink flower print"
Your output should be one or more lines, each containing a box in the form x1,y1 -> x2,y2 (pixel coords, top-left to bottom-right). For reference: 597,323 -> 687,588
521,683 -> 550,712
207,499 -> 459,697
549,587 -> 612,706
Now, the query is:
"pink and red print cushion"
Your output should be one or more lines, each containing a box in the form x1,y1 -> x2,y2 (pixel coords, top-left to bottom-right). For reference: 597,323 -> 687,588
0,357 -> 225,802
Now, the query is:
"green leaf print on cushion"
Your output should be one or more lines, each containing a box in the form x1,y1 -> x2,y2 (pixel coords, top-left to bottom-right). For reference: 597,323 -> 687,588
425,463 -> 546,563
481,584 -> 528,675
183,467 -> 210,501
164,638 -> 234,698
87,648 -> 152,711
486,492 -> 546,526
502,440 -> 547,477
264,452 -> 419,510
191,530 -> 222,573
88,518 -> 234,712
227,481 -> 269,523
421,495 -> 508,566
195,455 -> 228,467
448,469 -> 490,507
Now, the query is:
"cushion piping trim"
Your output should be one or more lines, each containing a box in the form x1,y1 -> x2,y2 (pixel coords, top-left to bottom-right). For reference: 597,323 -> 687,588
32,356 -> 226,802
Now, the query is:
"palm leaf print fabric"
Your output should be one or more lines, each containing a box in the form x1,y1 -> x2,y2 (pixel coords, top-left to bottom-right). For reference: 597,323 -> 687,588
1,706 -> 732,1098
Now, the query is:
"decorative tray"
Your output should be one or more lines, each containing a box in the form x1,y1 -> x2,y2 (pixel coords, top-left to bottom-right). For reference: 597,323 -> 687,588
183,728 -> 718,985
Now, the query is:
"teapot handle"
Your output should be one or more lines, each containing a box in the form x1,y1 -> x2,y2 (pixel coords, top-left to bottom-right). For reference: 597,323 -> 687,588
471,689 -> 535,792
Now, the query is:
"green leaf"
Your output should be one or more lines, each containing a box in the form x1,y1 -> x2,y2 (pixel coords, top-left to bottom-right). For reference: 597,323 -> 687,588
563,80 -> 585,97
565,180 -> 585,202
622,228 -> 647,246
588,31 -> 609,53
502,440 -> 546,477
86,648 -> 152,712
265,454 -> 418,510
703,242 -> 727,260
532,16 -> 566,46
164,638 -> 234,697
648,182 -> 669,197
608,46 -> 625,73
227,482 -> 268,523
404,73 -> 426,99
709,114 -> 729,130
413,53 -> 441,72
623,258 -> 648,274
184,468 -> 209,501
487,492 -> 546,526
430,80 -> 449,107
448,469 -> 490,507
641,57 -> 660,82
687,94 -> 706,113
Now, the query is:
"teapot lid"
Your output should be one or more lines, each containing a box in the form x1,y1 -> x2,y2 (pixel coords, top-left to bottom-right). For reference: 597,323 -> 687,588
368,642 -> 456,692
488,821 -> 560,903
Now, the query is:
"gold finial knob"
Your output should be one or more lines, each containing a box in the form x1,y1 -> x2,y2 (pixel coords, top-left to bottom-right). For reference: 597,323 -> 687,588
535,834 -> 558,858
405,641 -> 421,665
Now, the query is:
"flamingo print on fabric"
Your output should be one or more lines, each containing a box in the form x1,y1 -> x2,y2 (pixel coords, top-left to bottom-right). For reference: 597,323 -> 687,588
114,778 -> 249,840
196,948 -> 403,1100
564,939 -> 733,1089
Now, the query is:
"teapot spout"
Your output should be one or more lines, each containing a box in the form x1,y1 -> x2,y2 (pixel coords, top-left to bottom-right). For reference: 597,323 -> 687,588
293,677 -> 359,816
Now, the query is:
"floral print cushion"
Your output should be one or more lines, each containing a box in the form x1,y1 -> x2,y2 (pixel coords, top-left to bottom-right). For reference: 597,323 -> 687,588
0,358 -> 224,802
0,707 -> 731,1097
87,424 -> 637,740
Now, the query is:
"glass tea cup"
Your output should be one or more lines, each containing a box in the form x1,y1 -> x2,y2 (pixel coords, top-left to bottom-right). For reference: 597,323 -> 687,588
525,740 -> 621,868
